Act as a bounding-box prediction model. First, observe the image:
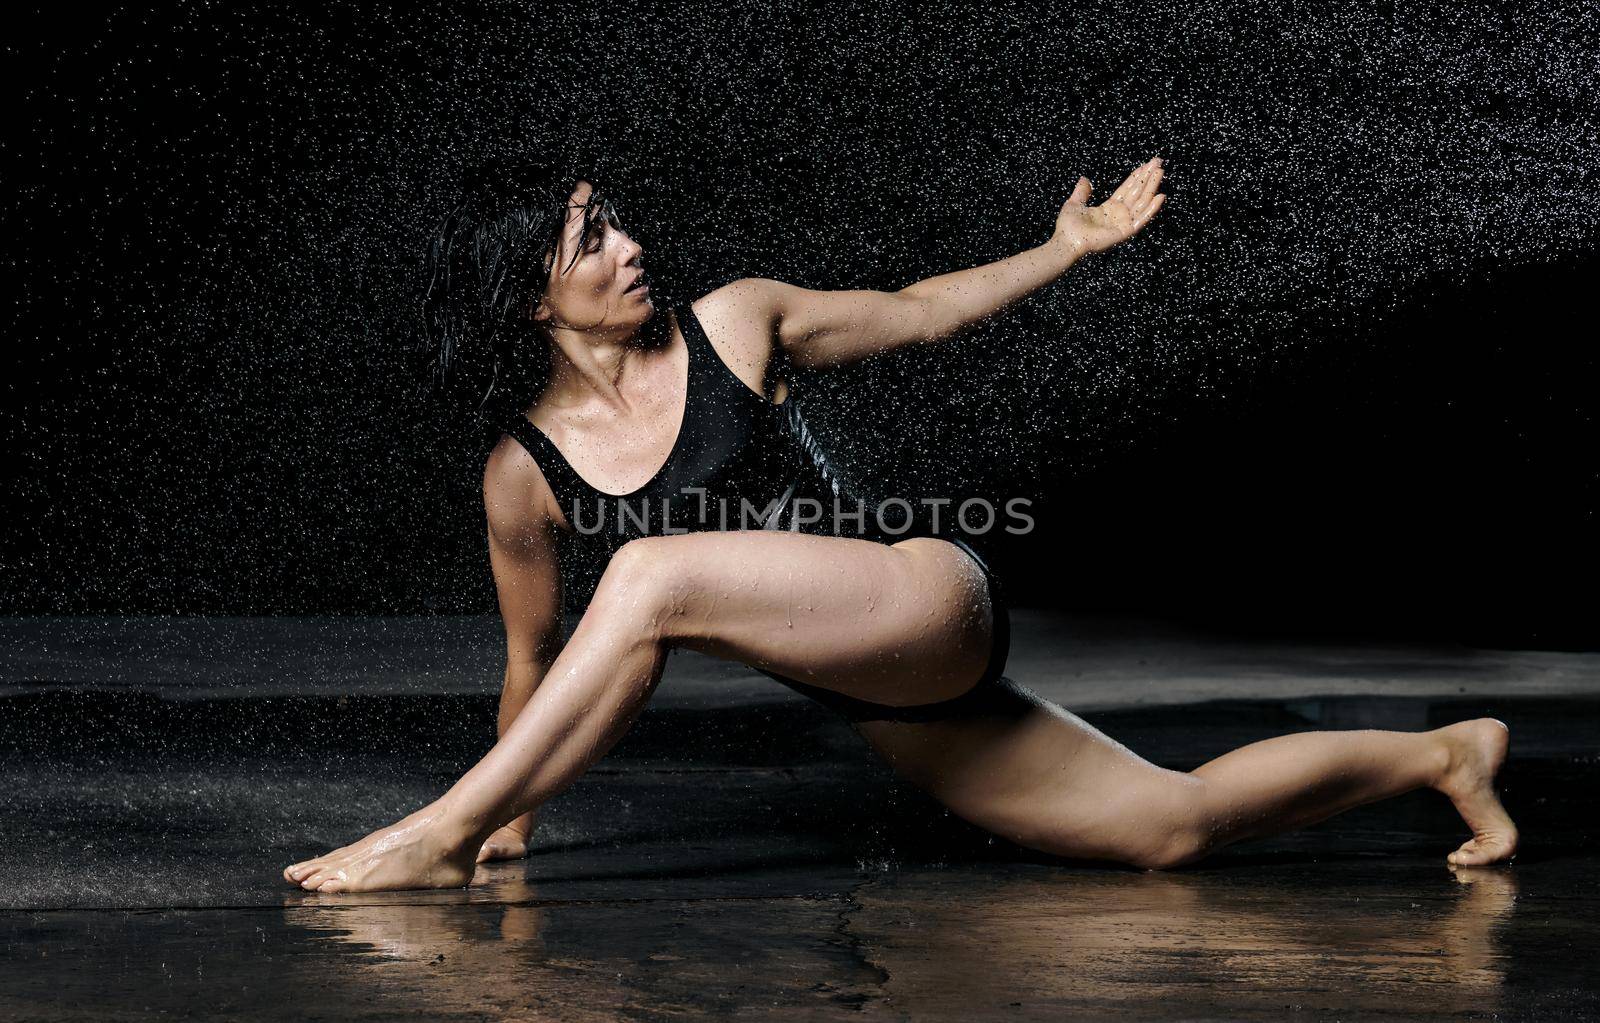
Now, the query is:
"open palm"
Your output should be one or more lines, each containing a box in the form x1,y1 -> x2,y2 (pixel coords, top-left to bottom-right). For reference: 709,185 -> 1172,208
1053,156 -> 1166,256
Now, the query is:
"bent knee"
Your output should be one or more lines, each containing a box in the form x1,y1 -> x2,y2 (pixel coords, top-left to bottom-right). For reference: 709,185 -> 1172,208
591,537 -> 706,638
1021,822 -> 1207,871
1112,792 -> 1213,870
1123,826 -> 1210,871
1014,787 -> 1213,871
603,536 -> 687,584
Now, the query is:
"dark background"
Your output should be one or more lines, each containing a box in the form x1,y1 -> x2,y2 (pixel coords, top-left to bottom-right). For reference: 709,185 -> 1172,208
4,1 -> 1595,647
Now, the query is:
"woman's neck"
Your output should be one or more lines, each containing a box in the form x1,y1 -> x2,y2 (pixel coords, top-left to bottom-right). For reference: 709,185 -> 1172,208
540,318 -> 657,414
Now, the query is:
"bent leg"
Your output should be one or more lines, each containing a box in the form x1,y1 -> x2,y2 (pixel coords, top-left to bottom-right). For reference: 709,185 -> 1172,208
285,531 -> 994,892
856,684 -> 1518,869
856,684 -> 1212,868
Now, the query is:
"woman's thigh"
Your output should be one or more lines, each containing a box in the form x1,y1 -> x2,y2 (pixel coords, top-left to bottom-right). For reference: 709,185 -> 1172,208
850,683 -> 1201,867
611,530 -> 994,707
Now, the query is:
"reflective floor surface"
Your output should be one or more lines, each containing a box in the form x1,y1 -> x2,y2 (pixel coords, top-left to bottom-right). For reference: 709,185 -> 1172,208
2,613 -> 1595,1020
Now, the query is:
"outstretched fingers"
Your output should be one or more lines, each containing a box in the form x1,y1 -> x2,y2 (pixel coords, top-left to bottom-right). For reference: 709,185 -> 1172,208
1108,156 -> 1162,208
1137,158 -> 1165,205
1133,192 -> 1167,231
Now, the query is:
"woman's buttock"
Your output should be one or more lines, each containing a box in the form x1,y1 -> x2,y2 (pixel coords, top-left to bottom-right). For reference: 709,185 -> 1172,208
659,530 -> 996,709
754,532 -> 1012,719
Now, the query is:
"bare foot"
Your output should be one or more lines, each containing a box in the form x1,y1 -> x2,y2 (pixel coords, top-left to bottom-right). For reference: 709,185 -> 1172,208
477,820 -> 533,864
1434,718 -> 1519,867
283,805 -> 478,894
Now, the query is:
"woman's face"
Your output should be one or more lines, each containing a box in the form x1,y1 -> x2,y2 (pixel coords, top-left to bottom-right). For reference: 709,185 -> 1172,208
533,180 -> 654,334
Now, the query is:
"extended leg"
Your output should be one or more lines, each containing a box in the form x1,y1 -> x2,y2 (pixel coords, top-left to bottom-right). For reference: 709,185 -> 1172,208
1186,717 -> 1515,865
284,531 -> 994,893
856,685 -> 1518,869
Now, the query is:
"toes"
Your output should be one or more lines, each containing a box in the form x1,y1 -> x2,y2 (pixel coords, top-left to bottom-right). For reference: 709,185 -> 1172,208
304,865 -> 354,893
1448,838 -> 1513,867
477,839 -> 523,863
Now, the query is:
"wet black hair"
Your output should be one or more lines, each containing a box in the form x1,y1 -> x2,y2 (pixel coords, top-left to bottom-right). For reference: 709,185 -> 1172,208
419,160 -> 611,415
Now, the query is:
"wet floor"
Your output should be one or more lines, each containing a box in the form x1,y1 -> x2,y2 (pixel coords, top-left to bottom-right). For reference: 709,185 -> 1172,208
2,613 -> 1597,1020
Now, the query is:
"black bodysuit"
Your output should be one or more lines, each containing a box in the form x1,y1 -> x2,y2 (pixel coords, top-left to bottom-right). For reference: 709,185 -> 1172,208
500,303 -> 1012,722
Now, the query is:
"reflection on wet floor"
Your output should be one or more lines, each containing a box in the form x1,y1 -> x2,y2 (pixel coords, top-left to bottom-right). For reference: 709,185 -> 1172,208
1,859 -> 1567,1021
857,865 -> 1523,1019
274,865 -> 1524,1020
2,624 -> 1597,1018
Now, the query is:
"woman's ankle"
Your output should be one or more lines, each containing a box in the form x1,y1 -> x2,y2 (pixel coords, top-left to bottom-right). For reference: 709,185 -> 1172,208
1422,728 -> 1457,791
425,798 -> 507,857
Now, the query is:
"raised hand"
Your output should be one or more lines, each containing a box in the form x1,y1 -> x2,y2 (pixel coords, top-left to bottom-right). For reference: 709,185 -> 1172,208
1052,156 -> 1166,258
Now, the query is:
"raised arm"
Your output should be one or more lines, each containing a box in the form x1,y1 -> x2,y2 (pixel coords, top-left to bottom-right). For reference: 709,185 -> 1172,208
476,438 -> 566,861
746,157 -> 1166,369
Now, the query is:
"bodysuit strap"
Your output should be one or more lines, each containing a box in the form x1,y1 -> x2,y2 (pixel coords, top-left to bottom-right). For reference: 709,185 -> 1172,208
501,415 -> 594,511
676,302 -> 788,410
672,302 -> 710,361
674,302 -> 718,373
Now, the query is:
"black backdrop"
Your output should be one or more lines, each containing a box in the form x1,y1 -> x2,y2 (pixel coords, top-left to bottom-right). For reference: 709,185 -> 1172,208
5,2 -> 1595,647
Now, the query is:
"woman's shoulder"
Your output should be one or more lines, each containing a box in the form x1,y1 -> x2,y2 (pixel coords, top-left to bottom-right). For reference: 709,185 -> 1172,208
484,428 -> 566,536
686,280 -> 788,397
688,278 -> 784,327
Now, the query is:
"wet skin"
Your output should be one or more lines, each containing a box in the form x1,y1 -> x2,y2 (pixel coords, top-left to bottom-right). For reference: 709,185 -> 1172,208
286,162 -> 1518,892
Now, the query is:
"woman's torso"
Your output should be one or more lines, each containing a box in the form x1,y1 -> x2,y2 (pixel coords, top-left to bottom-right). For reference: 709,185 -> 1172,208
503,302 -> 804,556
501,299 -> 992,564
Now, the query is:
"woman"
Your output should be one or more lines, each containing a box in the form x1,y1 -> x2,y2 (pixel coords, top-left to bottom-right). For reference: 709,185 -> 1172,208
285,160 -> 1517,893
